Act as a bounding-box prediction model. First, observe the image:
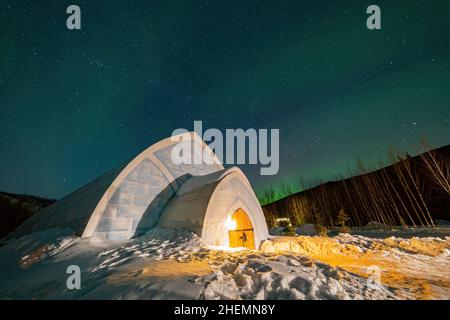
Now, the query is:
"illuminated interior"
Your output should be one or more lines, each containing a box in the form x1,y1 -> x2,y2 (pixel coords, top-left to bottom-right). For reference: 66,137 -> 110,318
227,209 -> 255,249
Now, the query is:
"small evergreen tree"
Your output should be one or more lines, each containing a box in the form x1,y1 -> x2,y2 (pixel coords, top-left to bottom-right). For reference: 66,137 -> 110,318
314,211 -> 328,236
285,224 -> 296,236
337,208 -> 350,233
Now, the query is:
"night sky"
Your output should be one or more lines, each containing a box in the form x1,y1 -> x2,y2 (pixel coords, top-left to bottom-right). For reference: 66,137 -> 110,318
1,0 -> 449,199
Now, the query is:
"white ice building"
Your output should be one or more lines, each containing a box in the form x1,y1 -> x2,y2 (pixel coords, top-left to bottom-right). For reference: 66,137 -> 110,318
10,133 -> 269,249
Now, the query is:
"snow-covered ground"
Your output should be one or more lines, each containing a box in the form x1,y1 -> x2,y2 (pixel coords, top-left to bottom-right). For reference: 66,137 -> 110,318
0,227 -> 449,300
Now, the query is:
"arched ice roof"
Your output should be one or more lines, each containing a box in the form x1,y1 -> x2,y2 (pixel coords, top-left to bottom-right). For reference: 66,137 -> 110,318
82,132 -> 224,240
9,132 -> 223,240
158,167 -> 269,248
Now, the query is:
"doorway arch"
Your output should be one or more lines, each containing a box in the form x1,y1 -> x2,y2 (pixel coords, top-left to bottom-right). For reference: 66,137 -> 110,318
228,208 -> 255,249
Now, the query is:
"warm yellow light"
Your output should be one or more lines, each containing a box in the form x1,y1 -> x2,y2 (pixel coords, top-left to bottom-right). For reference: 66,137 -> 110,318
225,215 -> 237,231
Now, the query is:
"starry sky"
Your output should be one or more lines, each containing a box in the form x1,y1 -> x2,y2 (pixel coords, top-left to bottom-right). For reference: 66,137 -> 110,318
1,0 -> 449,199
